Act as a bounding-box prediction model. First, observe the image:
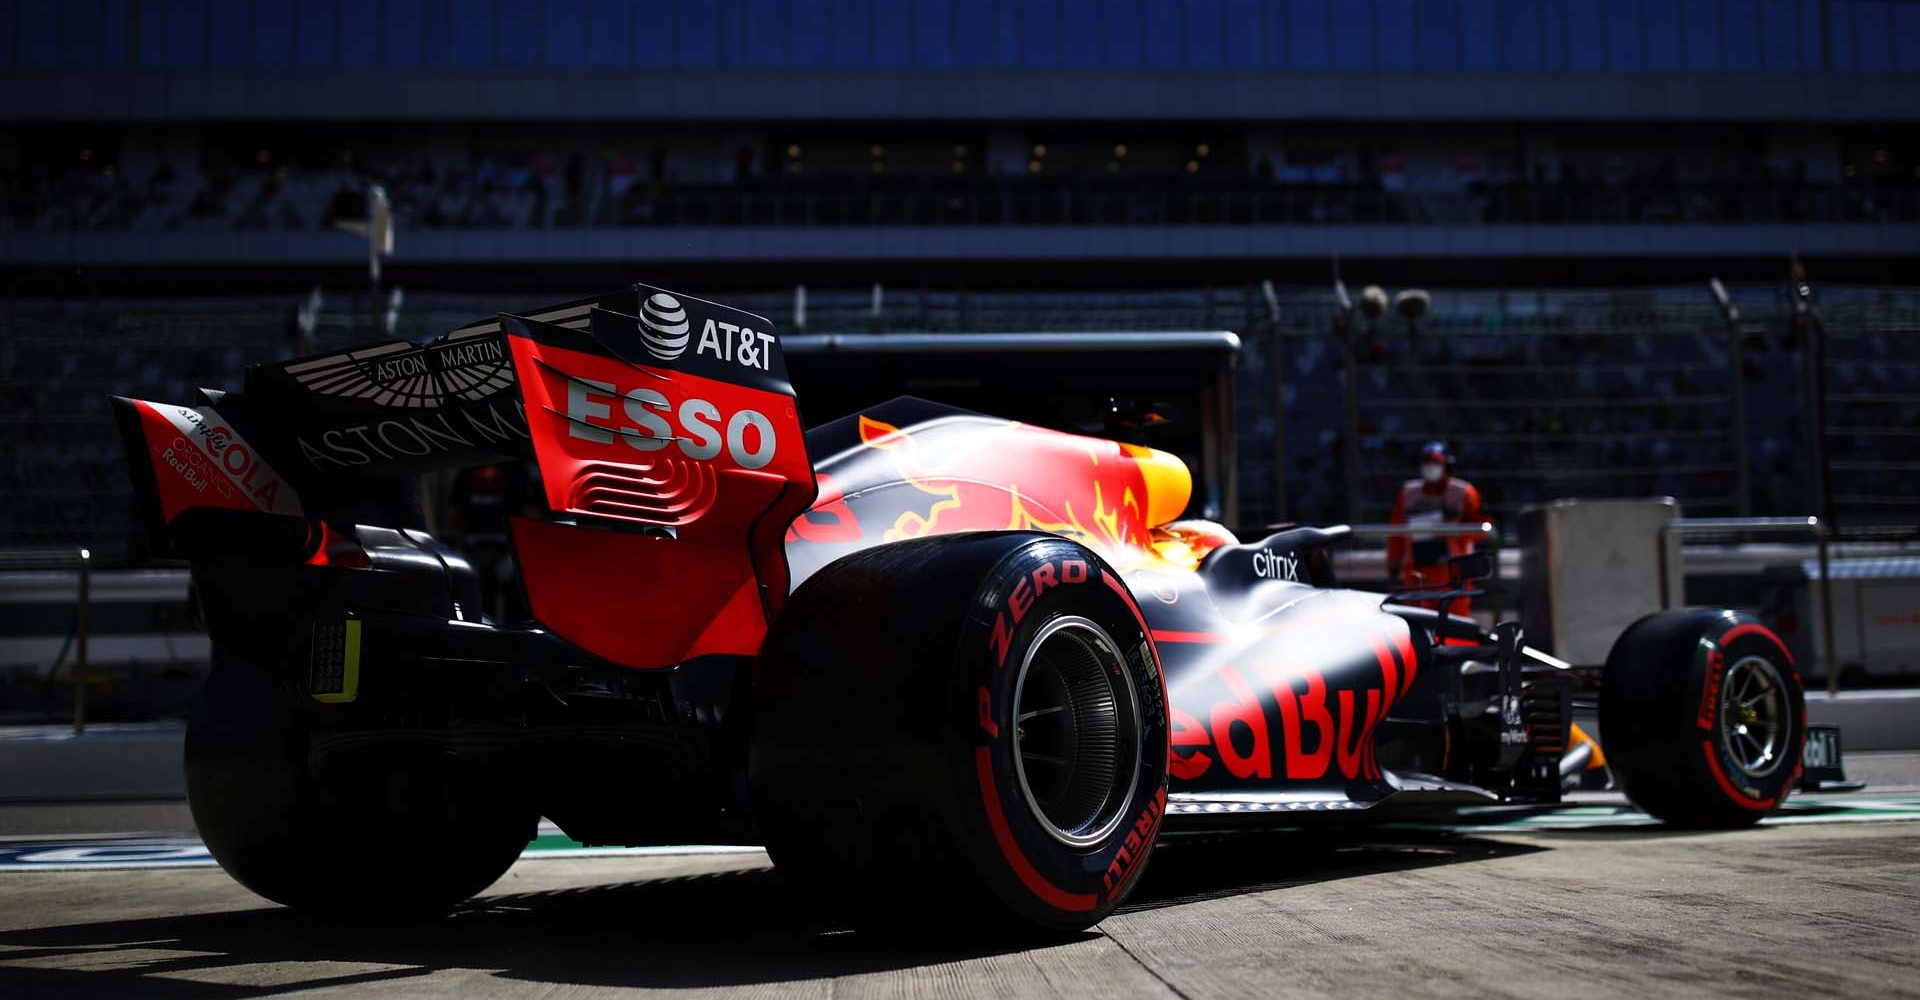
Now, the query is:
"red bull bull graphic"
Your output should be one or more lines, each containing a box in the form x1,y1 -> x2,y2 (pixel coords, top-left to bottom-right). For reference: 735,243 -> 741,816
785,398 -> 1225,581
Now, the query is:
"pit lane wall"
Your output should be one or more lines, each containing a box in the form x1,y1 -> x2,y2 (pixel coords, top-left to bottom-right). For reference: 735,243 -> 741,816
0,570 -> 206,726
2,696 -> 1914,804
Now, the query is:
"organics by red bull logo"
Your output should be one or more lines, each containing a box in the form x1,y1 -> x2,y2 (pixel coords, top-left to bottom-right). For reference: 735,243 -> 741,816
139,401 -> 300,517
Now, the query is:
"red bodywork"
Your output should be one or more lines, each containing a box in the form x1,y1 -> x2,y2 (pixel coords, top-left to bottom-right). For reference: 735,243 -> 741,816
505,313 -> 816,669
121,399 -> 304,524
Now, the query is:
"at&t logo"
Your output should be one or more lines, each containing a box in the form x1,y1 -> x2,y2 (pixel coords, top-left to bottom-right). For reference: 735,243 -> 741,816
639,292 -> 691,360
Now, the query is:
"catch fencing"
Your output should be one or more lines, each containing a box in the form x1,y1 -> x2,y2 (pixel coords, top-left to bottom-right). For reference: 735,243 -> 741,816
1,284 -> 1915,561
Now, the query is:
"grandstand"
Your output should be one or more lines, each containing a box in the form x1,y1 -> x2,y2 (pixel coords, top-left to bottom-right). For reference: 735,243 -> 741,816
3,1 -> 1919,290
10,151 -> 1917,235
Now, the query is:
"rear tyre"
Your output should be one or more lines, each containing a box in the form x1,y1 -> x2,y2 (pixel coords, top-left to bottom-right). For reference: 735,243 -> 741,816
186,654 -> 535,915
1600,609 -> 1805,828
751,532 -> 1168,936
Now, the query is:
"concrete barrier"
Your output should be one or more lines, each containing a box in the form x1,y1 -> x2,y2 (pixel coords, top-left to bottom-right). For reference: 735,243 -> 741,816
1807,690 -> 1920,752
0,722 -> 185,802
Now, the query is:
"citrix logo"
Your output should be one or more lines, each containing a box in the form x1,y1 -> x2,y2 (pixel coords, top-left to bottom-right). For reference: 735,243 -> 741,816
1251,548 -> 1300,582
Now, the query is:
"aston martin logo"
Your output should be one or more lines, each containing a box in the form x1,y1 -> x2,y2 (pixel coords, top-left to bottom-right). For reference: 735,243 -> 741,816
639,292 -> 690,361
282,334 -> 514,409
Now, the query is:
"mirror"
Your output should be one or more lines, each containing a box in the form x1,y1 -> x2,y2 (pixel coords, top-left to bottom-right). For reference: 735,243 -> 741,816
1448,551 -> 1493,583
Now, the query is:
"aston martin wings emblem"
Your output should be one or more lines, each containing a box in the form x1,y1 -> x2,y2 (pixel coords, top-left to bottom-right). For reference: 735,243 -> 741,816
278,297 -> 599,409
282,342 -> 440,409
280,334 -> 515,409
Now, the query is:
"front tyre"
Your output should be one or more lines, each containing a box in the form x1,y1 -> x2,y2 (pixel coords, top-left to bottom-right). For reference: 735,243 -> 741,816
1600,609 -> 1805,828
187,655 -> 535,915
751,533 -> 1169,935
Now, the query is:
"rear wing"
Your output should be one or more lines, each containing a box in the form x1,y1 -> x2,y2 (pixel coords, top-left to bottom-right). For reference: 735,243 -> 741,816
109,292 -> 619,558
109,393 -> 312,560
111,285 -> 818,668
499,292 -> 815,666
240,293 -> 613,476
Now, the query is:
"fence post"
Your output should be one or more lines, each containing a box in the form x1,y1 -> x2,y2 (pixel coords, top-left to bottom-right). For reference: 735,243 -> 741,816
1817,528 -> 1838,697
1270,324 -> 1288,523
1341,330 -> 1363,524
73,548 -> 90,735
1709,278 -> 1752,517
1791,267 -> 1840,694
1330,272 -> 1363,524
1791,265 -> 1832,529
1263,281 -> 1287,523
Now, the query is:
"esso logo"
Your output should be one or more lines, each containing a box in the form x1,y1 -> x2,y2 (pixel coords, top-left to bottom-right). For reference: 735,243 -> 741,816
565,379 -> 777,470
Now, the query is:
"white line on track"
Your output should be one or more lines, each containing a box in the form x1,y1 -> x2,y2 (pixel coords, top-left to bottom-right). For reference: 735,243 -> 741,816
3,795 -> 1915,872
0,840 -> 764,873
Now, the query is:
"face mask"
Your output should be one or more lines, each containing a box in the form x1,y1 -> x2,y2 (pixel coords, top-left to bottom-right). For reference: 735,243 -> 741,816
1420,462 -> 1446,483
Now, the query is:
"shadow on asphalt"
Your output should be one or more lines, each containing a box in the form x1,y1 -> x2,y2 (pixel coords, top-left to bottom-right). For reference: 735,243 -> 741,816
1123,828 -> 1545,913
0,831 -> 1542,997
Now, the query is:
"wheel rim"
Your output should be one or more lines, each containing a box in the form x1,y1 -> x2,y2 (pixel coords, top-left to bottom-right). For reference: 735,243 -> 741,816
1719,654 -> 1789,779
1011,615 -> 1142,848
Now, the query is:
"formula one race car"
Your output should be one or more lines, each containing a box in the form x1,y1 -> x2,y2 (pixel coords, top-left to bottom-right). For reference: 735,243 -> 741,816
111,286 -> 1806,933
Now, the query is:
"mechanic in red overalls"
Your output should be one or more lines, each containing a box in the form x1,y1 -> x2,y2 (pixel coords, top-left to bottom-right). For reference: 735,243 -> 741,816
1386,441 -> 1484,618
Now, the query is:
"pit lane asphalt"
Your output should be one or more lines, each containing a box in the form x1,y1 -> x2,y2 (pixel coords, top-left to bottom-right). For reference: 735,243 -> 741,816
3,765 -> 1918,998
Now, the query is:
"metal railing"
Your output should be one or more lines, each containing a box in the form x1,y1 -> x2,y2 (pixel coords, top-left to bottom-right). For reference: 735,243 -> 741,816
45,179 -> 1920,234
583,184 -> 1920,229
0,546 -> 92,733
1654,517 -> 1837,695
1341,521 -> 1498,544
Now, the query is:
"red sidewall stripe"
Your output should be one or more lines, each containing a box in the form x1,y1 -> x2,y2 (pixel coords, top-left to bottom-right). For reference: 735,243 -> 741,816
1700,621 -> 1795,811
1102,569 -> 1169,715
1700,741 -> 1780,811
967,560 -> 1144,913
1101,569 -> 1170,901
968,565 -> 1162,916
974,746 -> 1097,913
1719,622 -> 1797,666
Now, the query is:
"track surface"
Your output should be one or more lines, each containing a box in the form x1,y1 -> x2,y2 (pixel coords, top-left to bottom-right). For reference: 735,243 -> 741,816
2,773 -> 1917,998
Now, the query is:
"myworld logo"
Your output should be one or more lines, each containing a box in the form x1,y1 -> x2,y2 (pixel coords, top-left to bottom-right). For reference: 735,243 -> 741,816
639,292 -> 691,361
